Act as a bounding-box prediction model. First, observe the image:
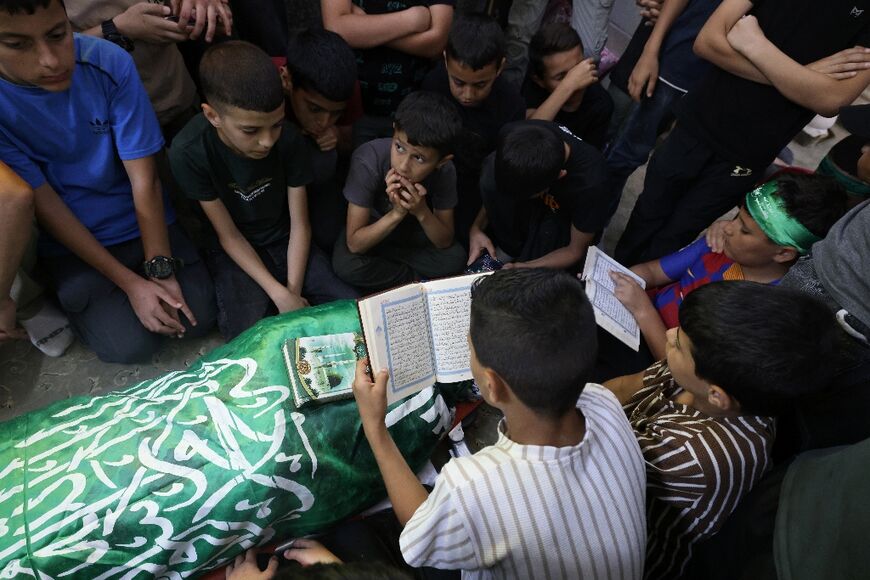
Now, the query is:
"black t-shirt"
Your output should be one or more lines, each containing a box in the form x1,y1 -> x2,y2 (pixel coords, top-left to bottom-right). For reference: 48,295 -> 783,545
522,79 -> 614,150
479,120 -> 611,259
353,0 -> 455,117
677,0 -> 870,167
169,114 -> 313,246
422,61 -> 526,180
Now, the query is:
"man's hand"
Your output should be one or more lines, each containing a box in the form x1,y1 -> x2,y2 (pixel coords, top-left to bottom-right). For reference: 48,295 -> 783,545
726,15 -> 767,56
352,358 -> 389,434
705,219 -> 730,254
125,276 -> 189,336
809,46 -> 870,80
224,549 -> 277,580
312,126 -> 339,152
629,52 -> 660,101
0,296 -> 26,342
610,271 -> 655,317
170,0 -> 233,42
467,227 -> 496,266
272,287 -> 309,314
562,58 -> 599,93
114,2 -> 189,44
284,539 -> 342,567
637,0 -> 663,23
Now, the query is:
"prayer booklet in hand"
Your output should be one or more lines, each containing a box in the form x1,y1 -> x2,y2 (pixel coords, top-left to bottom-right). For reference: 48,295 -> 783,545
358,272 -> 490,405
283,332 -> 367,408
581,246 -> 647,352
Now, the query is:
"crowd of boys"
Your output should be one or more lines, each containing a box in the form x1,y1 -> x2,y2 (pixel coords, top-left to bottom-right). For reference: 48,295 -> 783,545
1,0 -> 869,578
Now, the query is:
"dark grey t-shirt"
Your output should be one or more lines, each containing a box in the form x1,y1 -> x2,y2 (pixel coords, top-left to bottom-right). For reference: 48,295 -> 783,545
344,137 -> 457,235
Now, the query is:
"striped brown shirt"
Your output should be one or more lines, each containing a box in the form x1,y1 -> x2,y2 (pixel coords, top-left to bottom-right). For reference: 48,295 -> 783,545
400,384 -> 647,579
624,361 -> 774,579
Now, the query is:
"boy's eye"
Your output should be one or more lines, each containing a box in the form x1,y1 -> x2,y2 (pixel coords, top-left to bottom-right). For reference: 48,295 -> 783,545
395,142 -> 405,153
474,82 -> 487,89
452,78 -> 465,87
308,105 -> 324,114
241,128 -> 258,134
48,30 -> 67,41
413,155 -> 425,164
555,74 -> 566,81
1,40 -> 27,50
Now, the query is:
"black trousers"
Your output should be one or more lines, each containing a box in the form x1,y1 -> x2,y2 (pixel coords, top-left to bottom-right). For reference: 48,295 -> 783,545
615,124 -> 768,266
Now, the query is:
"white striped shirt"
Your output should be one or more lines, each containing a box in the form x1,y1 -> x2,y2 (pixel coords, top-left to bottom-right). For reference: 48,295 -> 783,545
624,361 -> 774,579
400,384 -> 647,579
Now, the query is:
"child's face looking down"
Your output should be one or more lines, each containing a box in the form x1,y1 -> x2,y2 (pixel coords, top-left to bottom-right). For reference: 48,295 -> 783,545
445,55 -> 502,108
207,103 -> 286,160
390,129 -> 447,184
287,85 -> 346,137
534,45 -> 586,112
721,207 -> 783,267
0,0 -> 74,92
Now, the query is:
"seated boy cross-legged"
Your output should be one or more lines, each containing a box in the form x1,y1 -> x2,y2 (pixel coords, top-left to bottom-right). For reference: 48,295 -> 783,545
605,281 -> 840,580
353,269 -> 647,578
598,173 -> 847,378
332,91 -> 466,293
169,41 -> 357,340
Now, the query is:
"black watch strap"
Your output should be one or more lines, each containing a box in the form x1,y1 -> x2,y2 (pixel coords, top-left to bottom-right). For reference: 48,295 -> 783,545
101,19 -> 134,52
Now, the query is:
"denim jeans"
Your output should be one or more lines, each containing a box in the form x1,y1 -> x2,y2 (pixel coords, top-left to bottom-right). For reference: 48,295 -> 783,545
605,80 -> 685,206
44,224 -> 217,363
206,239 -> 358,340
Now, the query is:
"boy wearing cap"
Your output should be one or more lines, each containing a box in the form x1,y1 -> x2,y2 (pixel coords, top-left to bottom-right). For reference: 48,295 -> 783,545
468,120 -> 611,270
603,173 -> 846,374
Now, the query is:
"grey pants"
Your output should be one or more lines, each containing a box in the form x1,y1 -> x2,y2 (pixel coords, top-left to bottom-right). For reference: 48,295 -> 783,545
503,0 -> 615,87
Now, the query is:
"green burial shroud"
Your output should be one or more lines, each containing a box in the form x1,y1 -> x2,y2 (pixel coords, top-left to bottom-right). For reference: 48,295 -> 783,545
0,300 -> 462,578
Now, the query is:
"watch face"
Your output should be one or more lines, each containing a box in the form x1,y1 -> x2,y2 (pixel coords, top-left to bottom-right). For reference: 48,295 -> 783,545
148,257 -> 174,279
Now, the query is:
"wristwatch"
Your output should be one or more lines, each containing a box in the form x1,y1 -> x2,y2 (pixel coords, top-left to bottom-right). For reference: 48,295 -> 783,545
101,19 -> 134,52
143,256 -> 183,279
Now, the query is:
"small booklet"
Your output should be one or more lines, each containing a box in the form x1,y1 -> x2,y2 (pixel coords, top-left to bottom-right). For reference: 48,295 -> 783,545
581,246 -> 647,352
283,332 -> 367,408
358,272 -> 490,404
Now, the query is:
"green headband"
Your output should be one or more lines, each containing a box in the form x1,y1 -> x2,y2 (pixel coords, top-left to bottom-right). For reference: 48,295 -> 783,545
745,181 -> 820,255
817,155 -> 870,199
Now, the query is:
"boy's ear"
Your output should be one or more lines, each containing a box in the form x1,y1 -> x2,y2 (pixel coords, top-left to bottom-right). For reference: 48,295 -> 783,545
532,71 -> 545,89
483,368 -> 511,406
436,153 -> 454,169
772,246 -> 799,264
201,103 -> 222,128
557,168 -> 567,180
279,66 -> 293,94
706,384 -> 739,414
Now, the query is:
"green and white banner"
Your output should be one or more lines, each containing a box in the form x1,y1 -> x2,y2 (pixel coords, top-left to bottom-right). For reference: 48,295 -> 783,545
0,301 -> 461,578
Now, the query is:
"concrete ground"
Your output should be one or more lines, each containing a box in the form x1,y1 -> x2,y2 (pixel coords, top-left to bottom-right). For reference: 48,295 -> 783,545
0,95 -> 850,425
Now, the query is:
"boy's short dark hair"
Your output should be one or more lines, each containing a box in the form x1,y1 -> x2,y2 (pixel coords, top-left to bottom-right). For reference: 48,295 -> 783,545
445,12 -> 505,70
0,0 -> 60,14
393,91 -> 462,157
470,269 -> 597,418
495,123 -> 564,198
679,282 -> 838,417
529,22 -> 583,79
285,29 -> 357,102
772,173 -> 848,238
200,41 -> 284,113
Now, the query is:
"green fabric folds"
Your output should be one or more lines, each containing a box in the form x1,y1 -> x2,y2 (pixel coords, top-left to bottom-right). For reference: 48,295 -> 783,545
0,300 -> 462,578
